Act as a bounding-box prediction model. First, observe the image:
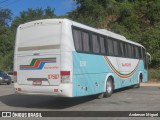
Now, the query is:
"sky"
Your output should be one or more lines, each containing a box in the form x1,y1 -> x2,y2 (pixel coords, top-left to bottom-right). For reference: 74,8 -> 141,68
0,0 -> 77,17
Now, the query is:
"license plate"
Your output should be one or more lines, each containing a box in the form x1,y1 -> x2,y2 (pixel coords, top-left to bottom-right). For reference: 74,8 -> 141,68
33,80 -> 42,85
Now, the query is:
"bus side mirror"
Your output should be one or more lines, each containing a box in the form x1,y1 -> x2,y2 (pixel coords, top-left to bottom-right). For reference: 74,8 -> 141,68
147,52 -> 151,63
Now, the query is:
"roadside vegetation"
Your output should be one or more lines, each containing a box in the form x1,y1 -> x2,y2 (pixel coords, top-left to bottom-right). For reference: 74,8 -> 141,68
149,69 -> 160,82
0,0 -> 160,81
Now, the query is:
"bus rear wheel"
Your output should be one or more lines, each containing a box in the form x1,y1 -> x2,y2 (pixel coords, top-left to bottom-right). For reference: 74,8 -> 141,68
104,77 -> 113,98
135,74 -> 142,88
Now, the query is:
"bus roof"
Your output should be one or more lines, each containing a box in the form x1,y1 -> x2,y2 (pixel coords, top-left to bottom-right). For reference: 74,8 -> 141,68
18,18 -> 145,48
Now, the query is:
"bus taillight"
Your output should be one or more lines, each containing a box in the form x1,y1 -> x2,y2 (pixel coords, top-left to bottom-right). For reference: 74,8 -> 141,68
60,71 -> 70,83
13,71 -> 17,82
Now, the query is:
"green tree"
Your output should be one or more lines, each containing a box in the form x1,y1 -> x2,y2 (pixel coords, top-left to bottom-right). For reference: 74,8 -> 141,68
69,0 -> 116,28
11,7 -> 56,30
141,22 -> 160,68
0,9 -> 13,70
0,9 -> 12,27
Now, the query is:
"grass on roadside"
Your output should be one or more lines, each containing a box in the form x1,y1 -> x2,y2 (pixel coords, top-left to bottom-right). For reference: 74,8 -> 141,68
149,69 -> 160,82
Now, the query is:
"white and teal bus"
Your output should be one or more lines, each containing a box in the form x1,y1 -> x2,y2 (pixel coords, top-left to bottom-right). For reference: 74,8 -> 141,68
14,19 -> 151,98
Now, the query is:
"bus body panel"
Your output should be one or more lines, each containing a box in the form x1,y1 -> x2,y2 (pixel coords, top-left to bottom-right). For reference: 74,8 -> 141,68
72,52 -> 147,97
16,53 -> 60,86
60,19 -> 74,83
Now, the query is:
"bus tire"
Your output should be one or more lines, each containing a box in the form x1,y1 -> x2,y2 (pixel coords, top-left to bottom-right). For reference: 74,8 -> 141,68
104,77 -> 114,98
135,74 -> 142,88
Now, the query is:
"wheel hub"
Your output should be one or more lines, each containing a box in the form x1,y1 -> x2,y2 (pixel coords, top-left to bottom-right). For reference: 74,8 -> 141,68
107,81 -> 112,93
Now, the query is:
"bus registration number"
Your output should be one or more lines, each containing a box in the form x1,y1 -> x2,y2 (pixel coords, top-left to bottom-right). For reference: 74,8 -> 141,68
33,80 -> 42,85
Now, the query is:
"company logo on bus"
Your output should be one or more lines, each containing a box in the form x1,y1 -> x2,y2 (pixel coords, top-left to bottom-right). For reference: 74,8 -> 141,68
44,66 -> 59,69
20,58 -> 56,70
122,63 -> 131,67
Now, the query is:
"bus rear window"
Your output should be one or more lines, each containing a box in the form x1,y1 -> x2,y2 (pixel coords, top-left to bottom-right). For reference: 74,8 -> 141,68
18,24 -> 61,51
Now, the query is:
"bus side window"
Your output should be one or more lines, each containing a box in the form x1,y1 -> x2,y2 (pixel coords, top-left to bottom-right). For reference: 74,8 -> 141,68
107,38 -> 114,56
128,44 -> 132,58
82,31 -> 90,52
135,46 -> 140,59
113,40 -> 119,57
92,34 -> 100,54
139,47 -> 142,59
99,36 -> 106,54
124,43 -> 128,58
131,45 -> 135,58
120,42 -> 125,57
73,29 -> 82,51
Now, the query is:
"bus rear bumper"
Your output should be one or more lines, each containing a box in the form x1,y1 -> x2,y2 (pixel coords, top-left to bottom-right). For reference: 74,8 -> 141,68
14,83 -> 73,97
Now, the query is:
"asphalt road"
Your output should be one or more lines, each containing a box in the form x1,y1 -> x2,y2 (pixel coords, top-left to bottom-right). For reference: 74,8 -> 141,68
0,83 -> 160,119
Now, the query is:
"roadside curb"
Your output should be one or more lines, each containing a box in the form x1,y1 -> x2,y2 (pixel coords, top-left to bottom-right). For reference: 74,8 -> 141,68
140,83 -> 160,87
